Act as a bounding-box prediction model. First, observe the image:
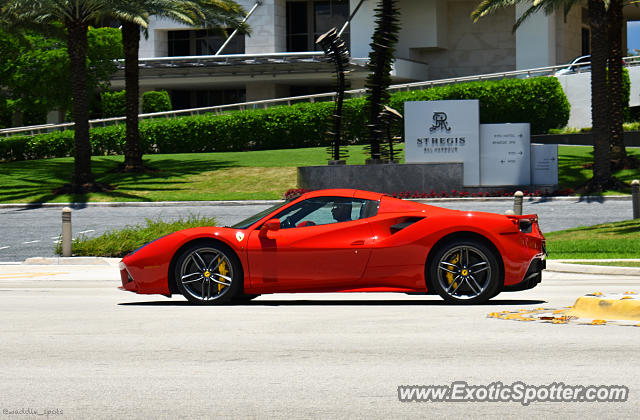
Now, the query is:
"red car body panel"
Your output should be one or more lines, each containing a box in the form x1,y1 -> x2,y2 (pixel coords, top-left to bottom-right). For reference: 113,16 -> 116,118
119,189 -> 545,297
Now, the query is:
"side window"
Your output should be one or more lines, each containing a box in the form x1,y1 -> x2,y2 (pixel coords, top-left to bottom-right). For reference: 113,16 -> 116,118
273,197 -> 379,229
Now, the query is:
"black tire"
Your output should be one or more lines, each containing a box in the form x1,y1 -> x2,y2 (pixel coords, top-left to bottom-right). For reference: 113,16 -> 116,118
428,238 -> 501,304
174,242 -> 242,305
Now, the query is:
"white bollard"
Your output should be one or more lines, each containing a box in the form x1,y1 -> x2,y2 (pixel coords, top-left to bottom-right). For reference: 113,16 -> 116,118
513,191 -> 524,215
633,180 -> 640,219
61,207 -> 72,257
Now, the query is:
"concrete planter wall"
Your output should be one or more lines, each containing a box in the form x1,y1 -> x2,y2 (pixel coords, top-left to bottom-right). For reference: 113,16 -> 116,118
297,163 -> 464,194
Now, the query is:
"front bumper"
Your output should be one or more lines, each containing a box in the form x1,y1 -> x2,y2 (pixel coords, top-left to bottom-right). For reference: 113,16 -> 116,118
119,261 -> 138,292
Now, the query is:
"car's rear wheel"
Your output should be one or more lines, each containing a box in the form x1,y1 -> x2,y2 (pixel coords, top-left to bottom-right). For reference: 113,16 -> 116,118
429,239 -> 500,304
174,243 -> 241,305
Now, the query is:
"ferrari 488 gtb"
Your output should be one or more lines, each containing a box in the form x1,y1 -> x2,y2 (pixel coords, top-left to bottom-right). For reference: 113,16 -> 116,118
119,189 -> 546,304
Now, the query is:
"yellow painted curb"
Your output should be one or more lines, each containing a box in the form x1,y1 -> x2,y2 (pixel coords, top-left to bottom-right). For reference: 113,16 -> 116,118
566,295 -> 640,321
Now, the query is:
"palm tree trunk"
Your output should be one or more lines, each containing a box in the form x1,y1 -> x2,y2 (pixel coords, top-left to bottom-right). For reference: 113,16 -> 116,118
583,0 -> 612,192
65,19 -> 95,191
607,1 -> 637,170
607,0 -> 627,168
121,21 -> 144,172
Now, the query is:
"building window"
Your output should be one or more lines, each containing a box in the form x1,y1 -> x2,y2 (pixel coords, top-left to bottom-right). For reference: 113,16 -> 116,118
286,0 -> 350,52
168,30 -> 190,56
169,89 -> 246,110
195,30 -> 244,55
168,29 -> 245,56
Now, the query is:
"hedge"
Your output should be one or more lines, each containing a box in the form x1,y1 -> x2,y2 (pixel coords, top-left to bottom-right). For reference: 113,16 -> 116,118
101,90 -> 126,118
388,76 -> 570,135
142,90 -> 172,114
0,77 -> 569,162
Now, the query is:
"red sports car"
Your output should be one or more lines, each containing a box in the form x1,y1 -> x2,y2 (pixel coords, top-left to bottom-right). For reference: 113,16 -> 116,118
119,189 -> 546,304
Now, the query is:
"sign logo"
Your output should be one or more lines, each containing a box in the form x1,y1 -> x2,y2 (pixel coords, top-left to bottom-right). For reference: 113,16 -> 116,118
430,112 -> 452,133
235,232 -> 244,242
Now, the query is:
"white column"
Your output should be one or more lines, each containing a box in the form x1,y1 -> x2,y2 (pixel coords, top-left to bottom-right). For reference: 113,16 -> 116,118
515,3 -> 557,69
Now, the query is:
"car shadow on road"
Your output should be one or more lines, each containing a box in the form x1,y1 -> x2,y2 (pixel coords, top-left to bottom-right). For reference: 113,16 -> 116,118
119,299 -> 547,307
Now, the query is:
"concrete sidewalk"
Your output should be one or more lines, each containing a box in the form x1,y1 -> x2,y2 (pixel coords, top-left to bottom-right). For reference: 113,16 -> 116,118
0,257 -> 120,282
1,257 -> 639,282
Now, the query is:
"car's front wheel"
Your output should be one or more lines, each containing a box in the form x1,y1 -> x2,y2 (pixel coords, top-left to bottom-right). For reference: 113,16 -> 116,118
429,239 -> 501,304
174,243 -> 242,305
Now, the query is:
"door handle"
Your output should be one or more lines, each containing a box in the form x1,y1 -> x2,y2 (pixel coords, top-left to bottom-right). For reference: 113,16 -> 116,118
350,240 -> 365,246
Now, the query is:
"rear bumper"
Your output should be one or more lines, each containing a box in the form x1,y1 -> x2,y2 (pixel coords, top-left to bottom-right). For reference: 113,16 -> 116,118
504,257 -> 546,292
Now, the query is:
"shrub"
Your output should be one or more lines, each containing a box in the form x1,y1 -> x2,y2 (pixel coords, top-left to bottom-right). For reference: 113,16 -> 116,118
0,77 -> 570,161
142,90 -> 172,114
57,216 -> 217,257
621,67 -> 631,121
101,90 -> 126,118
388,77 -> 570,134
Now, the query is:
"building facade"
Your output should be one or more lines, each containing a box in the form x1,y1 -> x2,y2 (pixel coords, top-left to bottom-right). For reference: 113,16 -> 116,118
109,0 -> 629,110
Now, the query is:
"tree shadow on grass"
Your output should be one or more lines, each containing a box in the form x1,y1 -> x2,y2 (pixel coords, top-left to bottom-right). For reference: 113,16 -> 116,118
1,156 -> 239,205
558,150 -> 593,190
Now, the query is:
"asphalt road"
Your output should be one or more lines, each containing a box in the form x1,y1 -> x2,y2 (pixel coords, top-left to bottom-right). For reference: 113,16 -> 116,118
0,270 -> 638,419
0,197 -> 634,262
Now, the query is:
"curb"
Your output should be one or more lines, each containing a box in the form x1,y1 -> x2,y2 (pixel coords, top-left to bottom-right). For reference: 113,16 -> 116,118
545,260 -> 640,276
566,293 -> 640,321
23,257 -> 121,266
0,195 -> 631,209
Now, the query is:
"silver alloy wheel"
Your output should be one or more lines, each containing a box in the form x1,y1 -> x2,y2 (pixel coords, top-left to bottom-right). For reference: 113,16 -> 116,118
178,247 -> 234,302
436,245 -> 492,300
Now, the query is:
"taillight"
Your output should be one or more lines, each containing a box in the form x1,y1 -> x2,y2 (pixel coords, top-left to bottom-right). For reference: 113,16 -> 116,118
518,219 -> 532,233
506,215 -> 538,233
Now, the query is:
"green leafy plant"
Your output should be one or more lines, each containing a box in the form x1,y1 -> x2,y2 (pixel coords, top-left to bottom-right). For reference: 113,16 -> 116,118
0,77 -> 570,162
101,90 -> 126,118
56,216 -> 217,257
141,90 -> 172,114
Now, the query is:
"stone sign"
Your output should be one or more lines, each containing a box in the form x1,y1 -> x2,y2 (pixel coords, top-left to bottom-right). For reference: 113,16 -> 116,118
404,100 -> 480,185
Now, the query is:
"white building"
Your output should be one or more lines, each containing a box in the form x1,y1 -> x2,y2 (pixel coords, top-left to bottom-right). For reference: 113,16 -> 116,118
109,0 -> 635,110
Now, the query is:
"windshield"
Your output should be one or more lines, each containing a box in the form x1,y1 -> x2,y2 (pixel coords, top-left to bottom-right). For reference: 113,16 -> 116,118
229,201 -> 291,229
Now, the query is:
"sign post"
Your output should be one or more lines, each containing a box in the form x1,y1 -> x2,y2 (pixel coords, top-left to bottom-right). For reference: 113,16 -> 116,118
479,123 -> 531,186
530,143 -> 559,185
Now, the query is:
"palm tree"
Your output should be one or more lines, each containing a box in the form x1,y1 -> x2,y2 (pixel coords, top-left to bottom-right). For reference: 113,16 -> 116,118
118,0 -> 247,172
472,0 -> 627,192
0,0 -> 143,193
606,0 -> 636,169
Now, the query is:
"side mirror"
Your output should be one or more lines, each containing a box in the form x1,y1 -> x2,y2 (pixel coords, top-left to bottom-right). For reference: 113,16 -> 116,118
260,218 -> 281,236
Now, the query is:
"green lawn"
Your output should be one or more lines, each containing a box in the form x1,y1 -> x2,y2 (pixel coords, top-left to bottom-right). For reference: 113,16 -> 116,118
546,219 -> 640,259
558,146 -> 640,194
0,144 -> 639,203
0,145 -> 375,203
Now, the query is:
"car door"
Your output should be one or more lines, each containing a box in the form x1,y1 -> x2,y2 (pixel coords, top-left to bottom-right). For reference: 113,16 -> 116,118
246,197 -> 377,292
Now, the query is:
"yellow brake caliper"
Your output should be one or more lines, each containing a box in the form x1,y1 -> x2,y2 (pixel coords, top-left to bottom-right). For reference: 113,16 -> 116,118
446,253 -> 459,289
217,258 -> 228,293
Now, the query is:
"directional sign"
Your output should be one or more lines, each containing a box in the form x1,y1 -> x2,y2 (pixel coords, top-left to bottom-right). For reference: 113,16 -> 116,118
479,123 -> 531,186
531,143 -> 558,185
